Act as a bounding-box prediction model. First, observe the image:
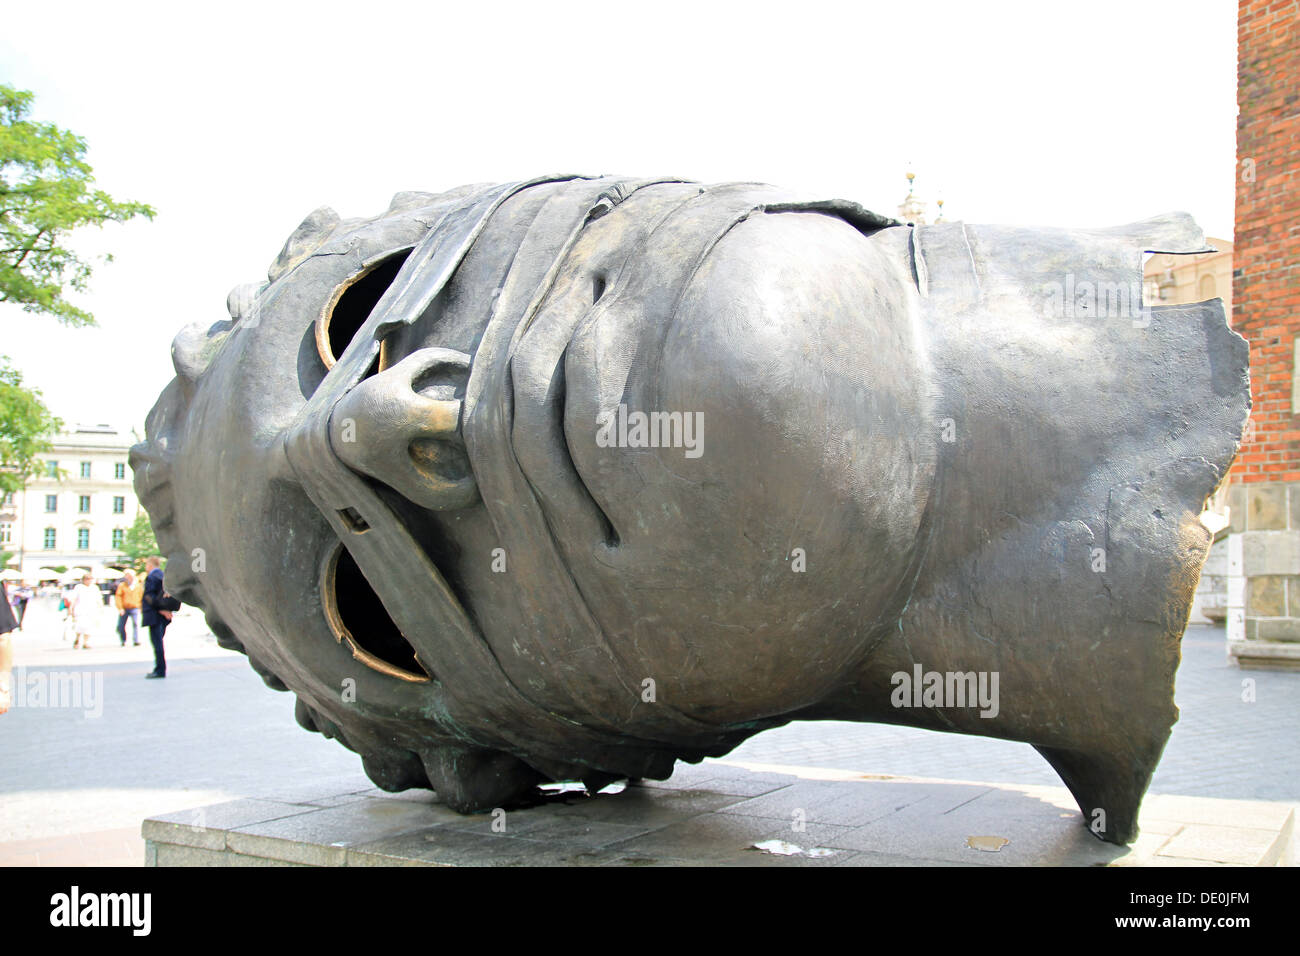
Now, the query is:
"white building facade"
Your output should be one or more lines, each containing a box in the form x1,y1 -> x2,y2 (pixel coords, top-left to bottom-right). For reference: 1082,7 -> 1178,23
0,425 -> 141,578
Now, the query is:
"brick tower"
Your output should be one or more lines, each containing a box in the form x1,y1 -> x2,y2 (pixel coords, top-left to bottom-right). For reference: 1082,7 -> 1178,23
1225,0 -> 1300,668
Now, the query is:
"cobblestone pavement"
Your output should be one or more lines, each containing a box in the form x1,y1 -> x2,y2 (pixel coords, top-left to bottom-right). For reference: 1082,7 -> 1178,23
0,597 -> 365,855
1,595 -> 1295,864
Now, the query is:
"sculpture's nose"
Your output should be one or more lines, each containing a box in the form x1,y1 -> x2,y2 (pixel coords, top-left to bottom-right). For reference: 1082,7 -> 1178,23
329,347 -> 478,511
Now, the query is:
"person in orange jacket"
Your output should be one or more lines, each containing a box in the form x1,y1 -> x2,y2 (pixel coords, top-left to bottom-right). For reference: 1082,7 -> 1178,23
115,569 -> 144,647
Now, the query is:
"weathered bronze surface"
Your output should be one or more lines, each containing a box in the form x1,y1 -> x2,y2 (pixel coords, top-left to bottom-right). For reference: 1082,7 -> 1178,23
133,176 -> 1248,844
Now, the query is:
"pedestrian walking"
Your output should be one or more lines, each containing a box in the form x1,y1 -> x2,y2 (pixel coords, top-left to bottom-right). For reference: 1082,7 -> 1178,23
114,570 -> 143,646
0,581 -> 16,715
57,589 -> 70,640
140,556 -> 180,679
68,574 -> 101,650
12,583 -> 30,628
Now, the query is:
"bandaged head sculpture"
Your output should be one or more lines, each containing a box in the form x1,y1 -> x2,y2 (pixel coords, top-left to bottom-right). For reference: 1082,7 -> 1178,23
132,175 -> 1248,844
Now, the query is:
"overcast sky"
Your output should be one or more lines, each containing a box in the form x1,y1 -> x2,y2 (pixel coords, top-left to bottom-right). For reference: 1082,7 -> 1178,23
1,0 -> 1238,433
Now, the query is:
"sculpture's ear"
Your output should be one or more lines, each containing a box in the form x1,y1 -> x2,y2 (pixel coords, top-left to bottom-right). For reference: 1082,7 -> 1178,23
169,279 -> 269,401
329,348 -> 479,511
268,206 -> 342,283
226,281 -> 267,324
388,191 -> 439,212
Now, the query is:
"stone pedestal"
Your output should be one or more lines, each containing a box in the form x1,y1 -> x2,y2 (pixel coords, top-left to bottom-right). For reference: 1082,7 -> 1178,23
1226,483 -> 1300,669
140,761 -> 1296,867
1191,534 -> 1228,624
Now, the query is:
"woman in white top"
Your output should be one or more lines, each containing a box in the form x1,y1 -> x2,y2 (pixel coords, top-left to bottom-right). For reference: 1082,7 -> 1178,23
68,574 -> 101,650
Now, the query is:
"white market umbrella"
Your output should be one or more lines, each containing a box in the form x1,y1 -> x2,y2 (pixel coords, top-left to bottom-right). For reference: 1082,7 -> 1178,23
35,568 -> 62,580
0,569 -> 22,581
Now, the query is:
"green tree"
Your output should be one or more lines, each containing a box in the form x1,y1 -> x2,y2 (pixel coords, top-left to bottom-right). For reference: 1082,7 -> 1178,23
0,84 -> 152,494
1,84 -> 154,326
118,511 -> 159,570
0,360 -> 60,493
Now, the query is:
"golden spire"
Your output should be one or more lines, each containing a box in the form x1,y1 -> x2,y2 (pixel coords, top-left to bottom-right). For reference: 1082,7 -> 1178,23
897,168 -> 928,225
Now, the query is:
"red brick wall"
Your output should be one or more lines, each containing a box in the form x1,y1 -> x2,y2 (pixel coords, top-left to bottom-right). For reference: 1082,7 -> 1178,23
1233,0 -> 1300,483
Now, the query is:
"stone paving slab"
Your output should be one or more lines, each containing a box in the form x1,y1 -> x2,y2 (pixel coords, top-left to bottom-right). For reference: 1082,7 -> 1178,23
0,826 -> 143,867
143,760 -> 1296,868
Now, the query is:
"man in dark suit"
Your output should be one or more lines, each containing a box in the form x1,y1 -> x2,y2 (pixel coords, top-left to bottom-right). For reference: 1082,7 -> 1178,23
140,556 -> 181,679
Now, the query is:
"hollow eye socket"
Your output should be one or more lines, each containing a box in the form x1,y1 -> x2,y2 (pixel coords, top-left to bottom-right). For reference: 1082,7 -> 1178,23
321,543 -> 431,683
315,249 -> 412,369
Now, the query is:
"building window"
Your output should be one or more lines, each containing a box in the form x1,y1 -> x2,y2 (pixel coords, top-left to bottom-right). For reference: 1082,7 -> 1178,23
79,495 -> 91,513
80,462 -> 92,479
113,496 -> 125,514
114,463 -> 126,480
112,528 -> 124,549
45,494 -> 57,513
0,522 -> 10,544
46,461 -> 58,478
77,528 -> 90,550
1,492 -> 12,506
44,528 -> 56,549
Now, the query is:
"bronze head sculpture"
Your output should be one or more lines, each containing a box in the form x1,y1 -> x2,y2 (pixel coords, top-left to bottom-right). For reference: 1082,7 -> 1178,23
132,175 -> 1248,844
